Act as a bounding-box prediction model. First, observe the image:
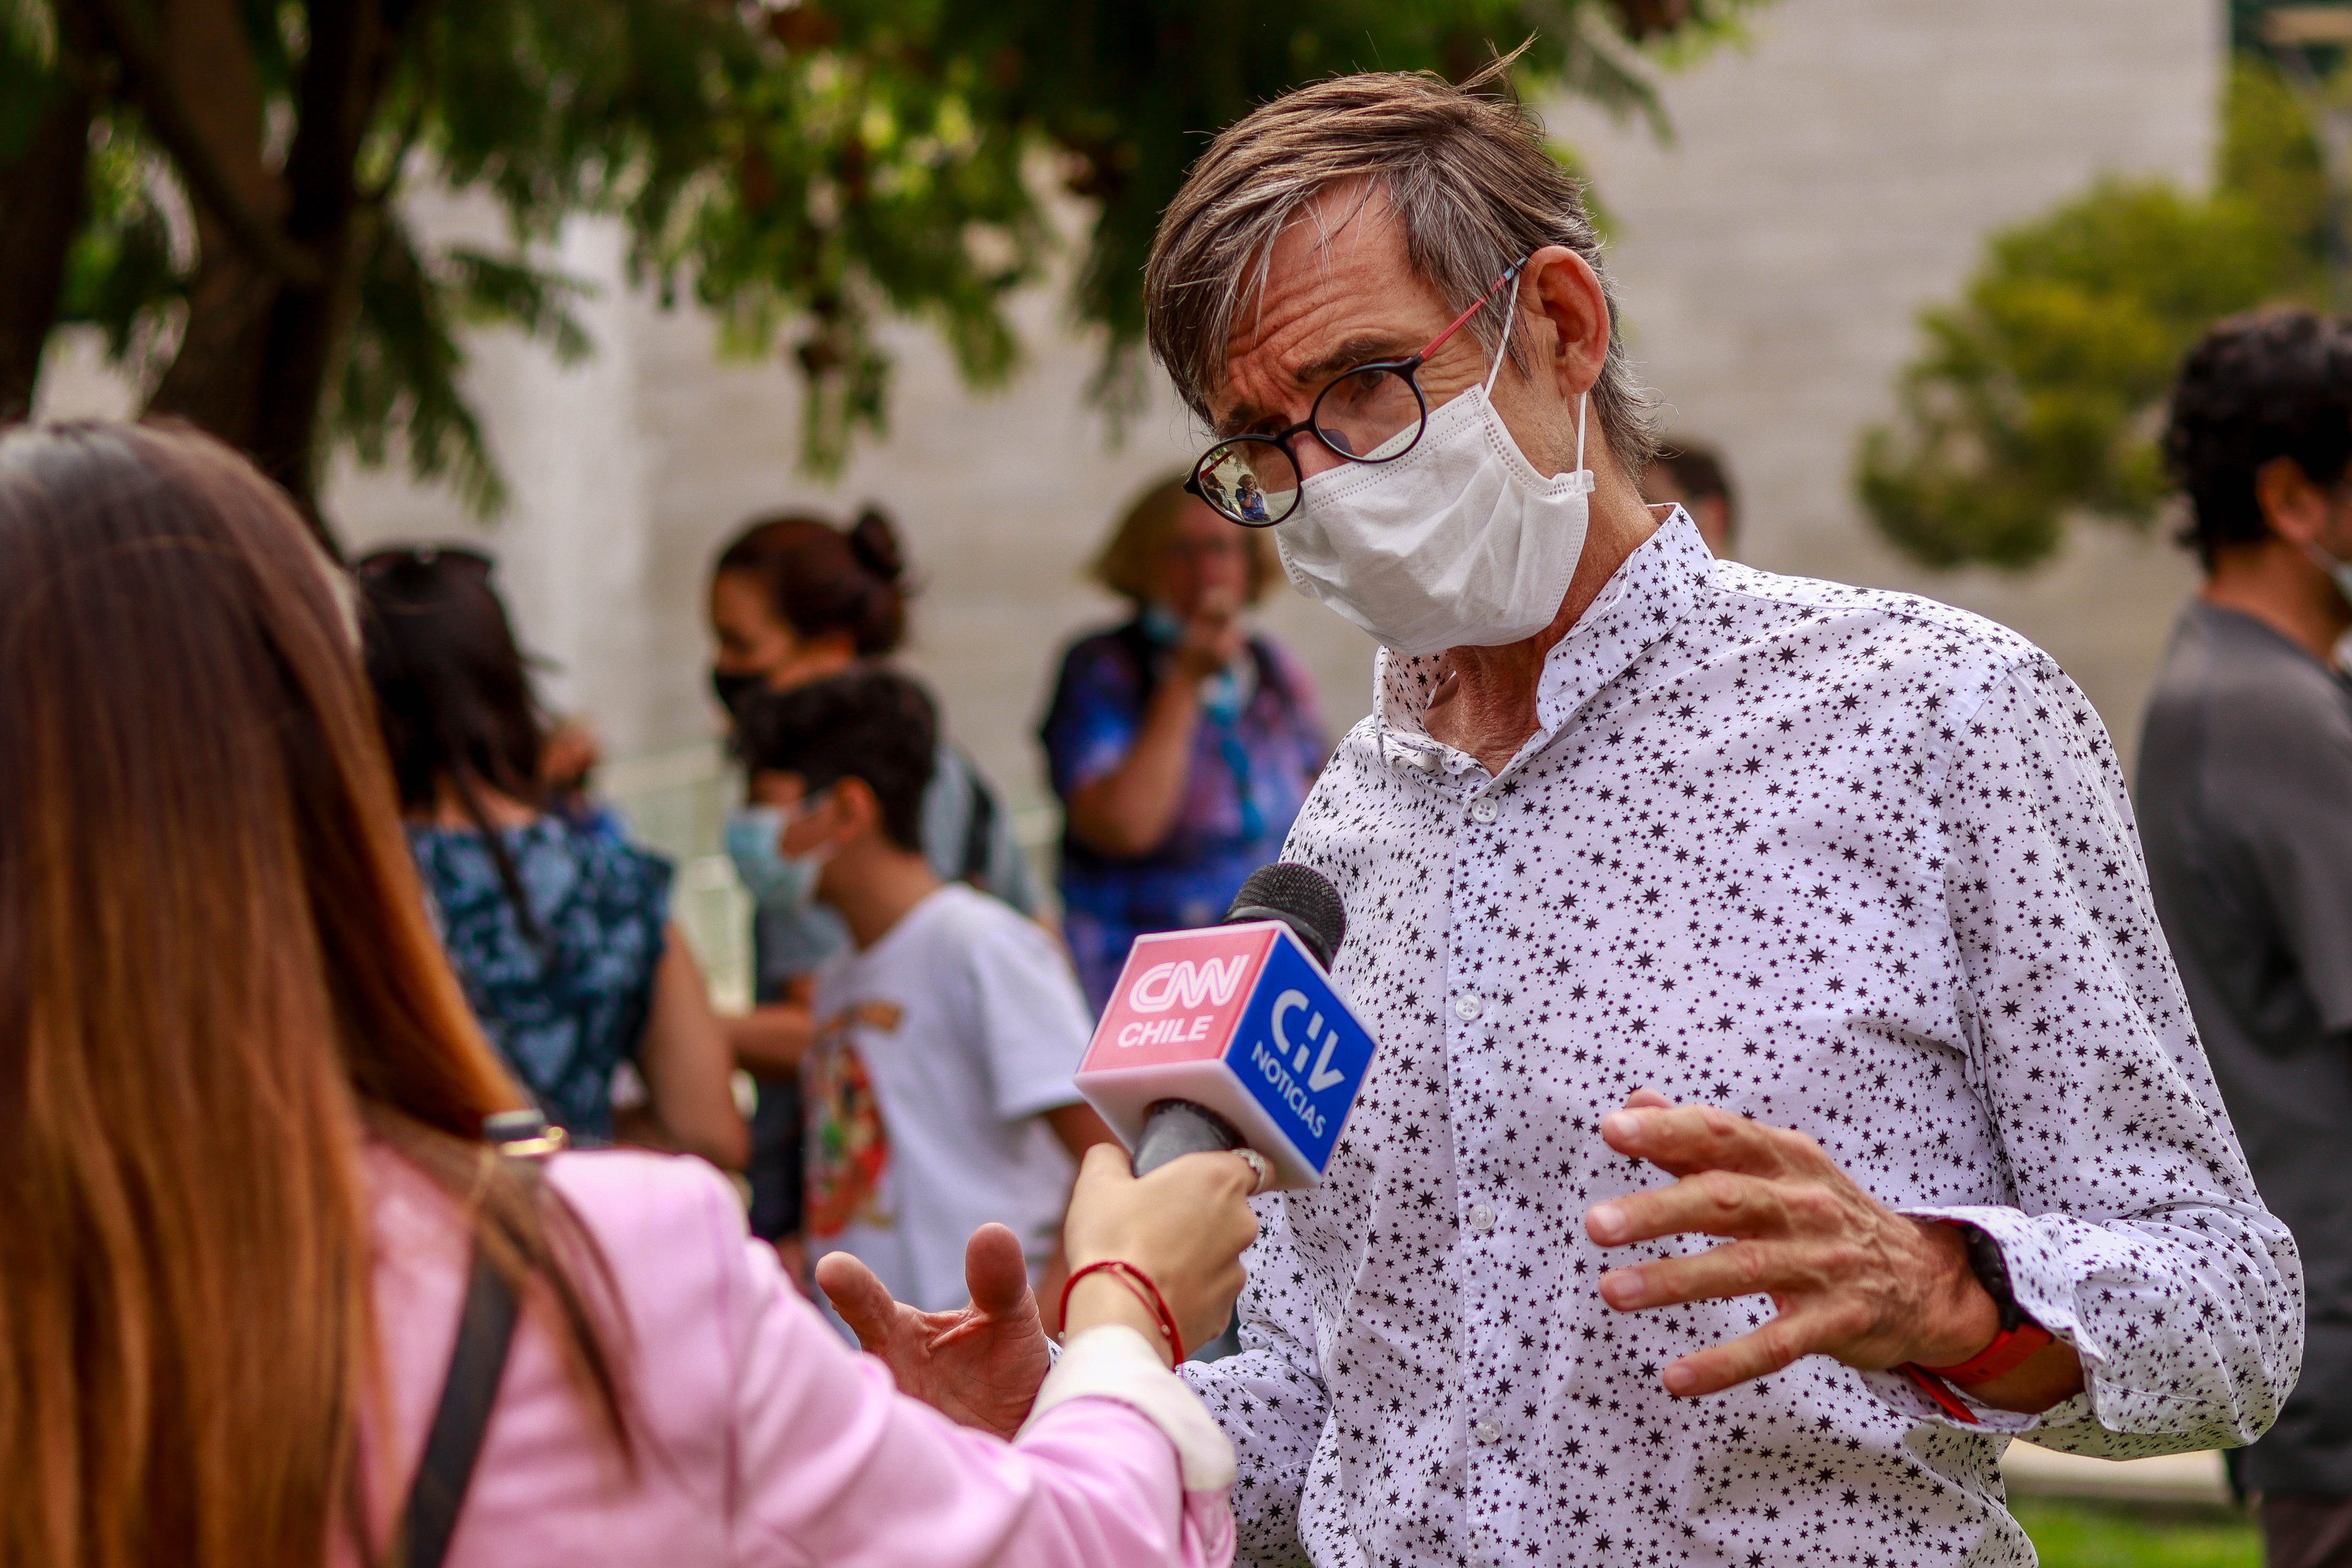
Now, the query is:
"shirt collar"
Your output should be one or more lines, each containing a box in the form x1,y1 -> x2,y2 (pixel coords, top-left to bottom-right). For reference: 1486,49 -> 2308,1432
1375,509 -> 1713,780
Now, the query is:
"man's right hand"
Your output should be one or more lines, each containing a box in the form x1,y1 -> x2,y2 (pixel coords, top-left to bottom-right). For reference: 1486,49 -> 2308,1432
816,1223 -> 1052,1440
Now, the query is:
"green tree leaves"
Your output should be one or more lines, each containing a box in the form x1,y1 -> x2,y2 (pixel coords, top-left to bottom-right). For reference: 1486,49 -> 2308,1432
4,0 -> 1770,531
1857,57 -> 2331,569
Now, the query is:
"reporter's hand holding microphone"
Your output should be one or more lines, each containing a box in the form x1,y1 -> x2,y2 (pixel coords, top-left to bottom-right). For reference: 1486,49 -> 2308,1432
1060,1144 -> 1263,1366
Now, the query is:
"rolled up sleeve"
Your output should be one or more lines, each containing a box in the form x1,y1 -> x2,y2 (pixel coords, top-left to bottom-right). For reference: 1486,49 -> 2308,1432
1869,660 -> 2303,1451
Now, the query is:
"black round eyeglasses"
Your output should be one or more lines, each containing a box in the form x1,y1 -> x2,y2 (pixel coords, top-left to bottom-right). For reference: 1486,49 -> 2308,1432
1183,256 -> 1529,528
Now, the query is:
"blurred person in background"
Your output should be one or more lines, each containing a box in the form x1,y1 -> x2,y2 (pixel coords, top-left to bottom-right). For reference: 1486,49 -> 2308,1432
709,506 -> 1044,1272
2140,307 -> 2352,1568
0,419 -> 1260,1568
732,669 -> 1118,1328
361,546 -> 746,1170
1041,476 -> 1328,1012
1641,437 -> 1738,557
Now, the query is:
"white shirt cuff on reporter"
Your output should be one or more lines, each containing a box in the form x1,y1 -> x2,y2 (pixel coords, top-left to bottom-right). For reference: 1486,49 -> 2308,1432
1019,1324 -> 1237,1492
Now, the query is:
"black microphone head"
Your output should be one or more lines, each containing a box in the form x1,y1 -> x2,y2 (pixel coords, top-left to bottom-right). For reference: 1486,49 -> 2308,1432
1223,861 -> 1346,969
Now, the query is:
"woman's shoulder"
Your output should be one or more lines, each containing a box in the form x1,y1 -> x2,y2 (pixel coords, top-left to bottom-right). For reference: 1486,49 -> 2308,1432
1058,620 -> 1148,666
546,1146 -> 743,1256
551,821 -> 673,908
412,816 -> 671,922
372,1142 -> 741,1266
1043,622 -> 1151,729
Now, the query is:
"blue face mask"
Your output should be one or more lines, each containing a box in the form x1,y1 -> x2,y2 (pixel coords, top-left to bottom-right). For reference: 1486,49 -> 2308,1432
724,803 -> 832,910
1139,603 -> 1185,644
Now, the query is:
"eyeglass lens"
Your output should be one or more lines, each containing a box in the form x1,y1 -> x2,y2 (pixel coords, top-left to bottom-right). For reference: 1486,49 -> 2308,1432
1193,363 -> 1428,527
1195,443 -> 1301,526
1311,366 -> 1425,463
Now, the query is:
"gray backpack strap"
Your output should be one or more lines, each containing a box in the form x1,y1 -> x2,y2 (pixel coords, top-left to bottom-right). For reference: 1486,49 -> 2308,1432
400,1111 -> 561,1568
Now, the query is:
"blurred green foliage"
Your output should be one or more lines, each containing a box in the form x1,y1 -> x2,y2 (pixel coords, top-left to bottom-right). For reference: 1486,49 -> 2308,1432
1857,58 -> 2334,569
0,0 -> 1768,521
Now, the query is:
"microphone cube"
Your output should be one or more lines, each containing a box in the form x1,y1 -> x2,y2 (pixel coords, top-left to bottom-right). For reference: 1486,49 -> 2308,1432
1075,920 -> 1378,1190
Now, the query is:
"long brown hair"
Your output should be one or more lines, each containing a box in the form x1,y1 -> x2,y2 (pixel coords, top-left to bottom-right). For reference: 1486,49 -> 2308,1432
0,423 -> 628,1568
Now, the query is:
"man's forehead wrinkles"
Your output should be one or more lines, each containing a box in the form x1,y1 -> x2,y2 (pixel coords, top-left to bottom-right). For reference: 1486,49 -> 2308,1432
1294,333 -> 1415,388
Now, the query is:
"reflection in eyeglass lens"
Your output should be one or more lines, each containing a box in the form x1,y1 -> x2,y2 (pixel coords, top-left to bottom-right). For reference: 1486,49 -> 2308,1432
1198,444 -> 1299,525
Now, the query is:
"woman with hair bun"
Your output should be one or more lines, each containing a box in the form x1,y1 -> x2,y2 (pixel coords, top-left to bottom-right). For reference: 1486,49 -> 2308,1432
707,506 -> 1063,1271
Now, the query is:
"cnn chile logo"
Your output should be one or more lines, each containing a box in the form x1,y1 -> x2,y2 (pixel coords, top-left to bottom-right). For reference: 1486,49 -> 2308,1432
1128,956 -> 1249,1013
1113,955 -> 1248,1049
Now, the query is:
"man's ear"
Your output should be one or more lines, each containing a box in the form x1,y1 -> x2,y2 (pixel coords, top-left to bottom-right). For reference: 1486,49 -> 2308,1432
1522,245 -> 1610,401
2255,455 -> 2333,549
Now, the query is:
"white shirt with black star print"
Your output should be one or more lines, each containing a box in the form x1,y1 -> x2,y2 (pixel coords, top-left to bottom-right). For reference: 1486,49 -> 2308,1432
1179,514 -> 2300,1568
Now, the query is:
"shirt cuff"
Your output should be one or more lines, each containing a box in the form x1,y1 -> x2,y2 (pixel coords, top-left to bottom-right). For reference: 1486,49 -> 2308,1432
1854,1204 -> 2105,1434
1018,1324 -> 1237,1492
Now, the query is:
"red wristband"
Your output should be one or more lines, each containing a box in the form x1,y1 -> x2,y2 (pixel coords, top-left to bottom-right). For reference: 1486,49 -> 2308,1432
1900,1321 -> 2056,1425
1059,1260 -> 1184,1365
1919,1320 -> 2055,1385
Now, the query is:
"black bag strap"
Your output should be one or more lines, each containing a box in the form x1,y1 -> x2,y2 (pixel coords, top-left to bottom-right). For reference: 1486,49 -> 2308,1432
400,1111 -> 557,1568
401,1245 -> 520,1568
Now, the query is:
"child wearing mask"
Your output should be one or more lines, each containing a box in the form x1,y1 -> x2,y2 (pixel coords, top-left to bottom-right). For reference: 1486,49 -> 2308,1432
727,668 -> 1117,1323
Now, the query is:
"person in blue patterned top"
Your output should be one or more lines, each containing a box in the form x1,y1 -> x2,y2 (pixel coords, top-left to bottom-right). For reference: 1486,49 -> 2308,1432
360,546 -> 746,1166
1041,476 -> 1329,1012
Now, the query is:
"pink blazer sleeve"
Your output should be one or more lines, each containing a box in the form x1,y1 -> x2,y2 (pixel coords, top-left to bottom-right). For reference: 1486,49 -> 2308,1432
661,1161 -> 1235,1567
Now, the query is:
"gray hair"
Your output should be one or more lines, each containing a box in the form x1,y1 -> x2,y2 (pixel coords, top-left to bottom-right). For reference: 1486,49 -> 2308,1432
1145,61 -> 1659,476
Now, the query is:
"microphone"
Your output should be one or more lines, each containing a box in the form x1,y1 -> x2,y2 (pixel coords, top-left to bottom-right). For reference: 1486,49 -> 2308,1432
1075,863 -> 1378,1189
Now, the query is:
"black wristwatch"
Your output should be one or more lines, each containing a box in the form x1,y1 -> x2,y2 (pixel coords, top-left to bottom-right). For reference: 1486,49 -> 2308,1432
1951,1221 -> 2024,1334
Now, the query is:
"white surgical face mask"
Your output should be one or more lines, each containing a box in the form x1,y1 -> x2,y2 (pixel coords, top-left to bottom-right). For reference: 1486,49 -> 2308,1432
1274,287 -> 1593,656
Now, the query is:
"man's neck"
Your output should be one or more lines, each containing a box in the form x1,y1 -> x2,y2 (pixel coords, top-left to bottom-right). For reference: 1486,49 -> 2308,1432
2202,538 -> 2352,667
821,844 -> 945,950
1424,475 -> 1662,775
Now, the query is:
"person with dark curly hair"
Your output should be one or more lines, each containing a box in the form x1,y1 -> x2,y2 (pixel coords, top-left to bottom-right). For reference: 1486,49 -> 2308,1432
2139,305 -> 2352,1567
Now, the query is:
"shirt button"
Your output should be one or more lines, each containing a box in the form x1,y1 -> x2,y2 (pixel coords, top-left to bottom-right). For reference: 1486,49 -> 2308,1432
1468,1204 -> 1496,1232
1473,1417 -> 1502,1445
1455,993 -> 1484,1022
1470,798 -> 1498,824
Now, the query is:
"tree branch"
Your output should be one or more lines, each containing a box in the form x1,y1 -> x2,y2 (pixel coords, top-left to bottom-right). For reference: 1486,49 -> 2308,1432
77,0 -> 325,287
0,71 -> 94,419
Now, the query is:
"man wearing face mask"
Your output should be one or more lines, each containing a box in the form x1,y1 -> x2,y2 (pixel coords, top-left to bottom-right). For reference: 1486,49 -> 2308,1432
817,61 -> 2299,1567
2139,309 -> 2352,1568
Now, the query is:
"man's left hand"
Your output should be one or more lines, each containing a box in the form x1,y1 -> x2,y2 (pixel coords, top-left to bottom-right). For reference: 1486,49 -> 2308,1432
1584,1089 -> 2012,1399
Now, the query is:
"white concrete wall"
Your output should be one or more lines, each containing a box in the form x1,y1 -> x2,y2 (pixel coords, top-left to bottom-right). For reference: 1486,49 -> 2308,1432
39,0 -> 2227,816
1546,0 -> 2222,766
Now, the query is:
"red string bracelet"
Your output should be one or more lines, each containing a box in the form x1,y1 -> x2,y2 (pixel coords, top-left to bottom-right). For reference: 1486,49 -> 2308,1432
1059,1260 -> 1184,1365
